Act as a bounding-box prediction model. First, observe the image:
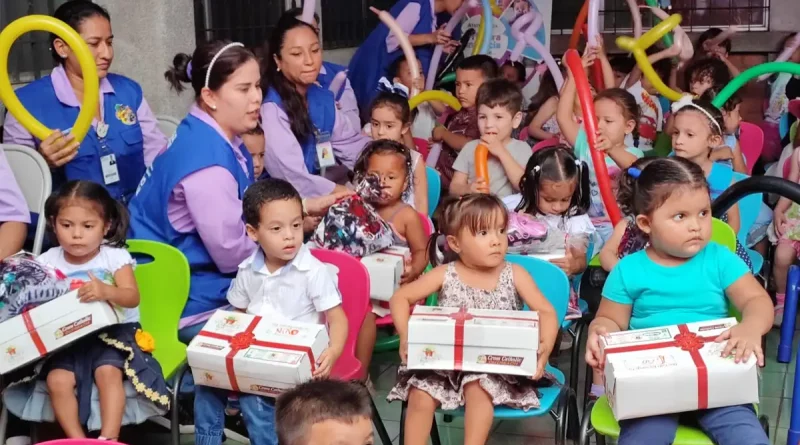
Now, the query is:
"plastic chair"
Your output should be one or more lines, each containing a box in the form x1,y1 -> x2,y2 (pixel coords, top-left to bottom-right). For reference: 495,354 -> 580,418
738,122 -> 764,175
652,132 -> 673,157
1,144 -> 51,255
127,240 -> 190,445
399,255 -> 580,445
155,115 -> 181,138
519,127 -> 530,141
37,440 -> 125,445
413,137 -> 430,160
426,166 -> 441,217
309,249 -> 393,445
532,137 -> 559,153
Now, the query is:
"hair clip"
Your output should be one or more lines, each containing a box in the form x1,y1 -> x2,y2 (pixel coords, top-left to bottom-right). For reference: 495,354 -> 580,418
532,165 -> 541,172
628,167 -> 642,178
574,159 -> 581,167
186,61 -> 193,80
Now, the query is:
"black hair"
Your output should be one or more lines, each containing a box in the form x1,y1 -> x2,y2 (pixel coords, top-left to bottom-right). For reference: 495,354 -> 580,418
594,88 -> 641,147
352,139 -> 413,200
684,58 -> 732,93
476,78 -> 523,114
609,55 -> 635,75
44,180 -> 129,248
624,157 -> 709,216
652,58 -> 672,85
501,61 -> 526,83
262,16 -> 320,145
700,88 -> 741,113
50,1 -> 111,65
388,55 -> 409,79
516,145 -> 590,217
369,91 -> 412,125
276,379 -> 372,445
616,157 -> 658,216
696,28 -> 732,55
283,7 -> 321,28
673,97 -> 725,137
242,178 -> 302,227
428,194 -> 509,266
165,41 -> 256,97
456,54 -> 499,80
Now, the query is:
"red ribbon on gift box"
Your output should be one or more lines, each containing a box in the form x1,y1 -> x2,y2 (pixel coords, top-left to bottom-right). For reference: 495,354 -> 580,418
21,310 -> 47,356
414,307 -> 538,370
198,316 -> 317,392
604,324 -> 718,410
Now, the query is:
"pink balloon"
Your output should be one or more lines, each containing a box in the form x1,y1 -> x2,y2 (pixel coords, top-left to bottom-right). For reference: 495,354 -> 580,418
425,1 -> 472,91
625,0 -> 642,38
523,12 -> 564,90
759,32 -> 800,81
371,7 -> 421,97
587,0 -> 601,44
643,6 -> 694,62
328,70 -> 348,97
509,12 -> 535,62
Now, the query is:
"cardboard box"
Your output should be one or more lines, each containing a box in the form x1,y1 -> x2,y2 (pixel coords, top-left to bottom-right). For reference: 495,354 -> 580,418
0,290 -> 121,374
187,310 -> 330,397
361,246 -> 410,301
407,306 -> 539,376
601,318 -> 759,420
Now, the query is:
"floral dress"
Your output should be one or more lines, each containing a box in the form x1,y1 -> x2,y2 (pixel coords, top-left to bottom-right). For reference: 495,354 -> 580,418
387,262 -> 554,411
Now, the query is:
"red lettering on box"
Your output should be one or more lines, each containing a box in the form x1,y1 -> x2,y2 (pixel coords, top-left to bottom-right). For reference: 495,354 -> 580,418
55,315 -> 92,339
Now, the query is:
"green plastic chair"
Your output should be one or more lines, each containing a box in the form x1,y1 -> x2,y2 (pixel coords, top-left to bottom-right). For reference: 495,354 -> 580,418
128,239 -> 190,445
651,131 -> 673,157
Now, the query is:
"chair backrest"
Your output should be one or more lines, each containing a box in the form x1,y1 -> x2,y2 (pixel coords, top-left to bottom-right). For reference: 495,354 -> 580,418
780,112 -> 790,140
711,217 -> 737,253
127,239 -> 190,377
155,115 -> 181,138
2,144 -> 52,255
425,166 -> 441,216
419,212 -> 433,237
532,137 -> 559,153
738,122 -> 763,175
652,132 -> 673,157
413,137 -> 430,160
518,127 -> 530,142
506,254 -> 570,325
310,249 -> 370,375
730,170 -> 761,243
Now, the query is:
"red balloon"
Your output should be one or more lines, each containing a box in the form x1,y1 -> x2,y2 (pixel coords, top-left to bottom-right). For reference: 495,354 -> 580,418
564,49 -> 622,226
592,62 -> 605,92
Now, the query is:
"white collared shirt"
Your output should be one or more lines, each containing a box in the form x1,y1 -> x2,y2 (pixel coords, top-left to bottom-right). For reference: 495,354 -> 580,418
226,244 -> 341,324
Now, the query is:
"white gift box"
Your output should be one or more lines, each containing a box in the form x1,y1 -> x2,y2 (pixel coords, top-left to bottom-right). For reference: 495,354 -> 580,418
407,306 -> 539,376
0,290 -> 120,374
601,318 -> 759,420
361,246 -> 410,301
187,310 -> 329,397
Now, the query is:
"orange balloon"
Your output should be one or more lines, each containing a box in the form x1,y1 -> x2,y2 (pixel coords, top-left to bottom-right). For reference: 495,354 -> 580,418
475,144 -> 490,183
569,0 -> 590,50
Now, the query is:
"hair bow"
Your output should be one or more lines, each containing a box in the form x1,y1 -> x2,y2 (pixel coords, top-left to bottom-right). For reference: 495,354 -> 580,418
670,94 -> 722,135
377,77 -> 410,99
670,94 -> 695,113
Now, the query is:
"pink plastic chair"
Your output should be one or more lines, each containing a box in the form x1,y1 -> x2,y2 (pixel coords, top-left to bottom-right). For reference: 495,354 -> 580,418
532,137 -> 559,153
518,127 -> 530,141
790,99 -> 800,119
37,441 -> 124,445
738,121 -> 764,174
413,137 -> 430,161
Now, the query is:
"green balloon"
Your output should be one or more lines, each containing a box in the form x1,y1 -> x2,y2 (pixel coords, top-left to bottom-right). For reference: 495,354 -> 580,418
713,62 -> 800,108
437,72 -> 456,85
643,0 -> 674,48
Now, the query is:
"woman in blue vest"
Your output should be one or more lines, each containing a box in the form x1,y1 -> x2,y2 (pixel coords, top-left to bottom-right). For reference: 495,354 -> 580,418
347,0 -> 463,118
3,0 -> 166,205
261,15 -> 370,198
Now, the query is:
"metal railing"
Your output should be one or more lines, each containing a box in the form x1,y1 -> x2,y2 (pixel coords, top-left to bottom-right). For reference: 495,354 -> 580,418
4,0 -> 66,85
193,0 -> 286,50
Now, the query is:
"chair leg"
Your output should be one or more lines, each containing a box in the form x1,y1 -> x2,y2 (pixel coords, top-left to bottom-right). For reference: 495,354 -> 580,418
0,406 -> 7,445
399,402 -> 407,445
29,423 -> 39,445
554,386 -> 570,445
569,387 -> 580,442
570,322 -> 585,394
429,416 -> 442,445
370,396 -> 393,445
578,400 -> 595,445
171,364 -> 188,445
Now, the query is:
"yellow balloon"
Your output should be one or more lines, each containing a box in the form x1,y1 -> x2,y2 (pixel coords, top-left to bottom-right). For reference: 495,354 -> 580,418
473,14 -> 486,56
616,13 -> 683,101
0,15 -> 99,142
409,90 -> 462,111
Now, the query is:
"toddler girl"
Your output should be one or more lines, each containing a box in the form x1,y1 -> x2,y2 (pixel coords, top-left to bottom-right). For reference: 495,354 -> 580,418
706,92 -> 747,173
387,194 -> 558,445
5,180 -> 168,440
352,139 -> 429,380
524,69 -> 562,143
586,157 -> 772,445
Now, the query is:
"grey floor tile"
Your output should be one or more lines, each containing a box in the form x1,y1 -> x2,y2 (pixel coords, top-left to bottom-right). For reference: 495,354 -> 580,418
373,390 -> 403,423
493,417 -> 558,438
774,426 -> 788,445
762,372 -> 788,398
761,396 -> 783,426
374,419 -> 400,444
780,397 -> 793,429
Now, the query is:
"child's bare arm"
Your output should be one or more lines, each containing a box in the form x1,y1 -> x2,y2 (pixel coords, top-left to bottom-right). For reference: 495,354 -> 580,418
725,180 -> 741,233
412,158 -> 429,215
720,273 -> 773,365
449,171 -> 472,196
439,127 -> 471,151
103,265 -> 140,308
606,146 -> 639,169
590,299 -> 631,335
390,265 -> 447,339
731,141 -> 747,174
399,207 -> 429,284
512,263 -> 558,378
557,74 -> 580,146
599,220 -> 628,272
315,305 -> 348,377
528,97 -> 559,140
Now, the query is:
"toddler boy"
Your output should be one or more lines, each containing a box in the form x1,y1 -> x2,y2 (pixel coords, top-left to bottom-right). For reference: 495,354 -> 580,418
242,124 -> 266,179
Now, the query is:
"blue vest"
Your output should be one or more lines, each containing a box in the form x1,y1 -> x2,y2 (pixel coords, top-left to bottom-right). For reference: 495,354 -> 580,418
128,114 -> 251,318
263,86 -> 336,175
348,0 -> 434,114
318,61 -> 348,101
15,74 -> 146,203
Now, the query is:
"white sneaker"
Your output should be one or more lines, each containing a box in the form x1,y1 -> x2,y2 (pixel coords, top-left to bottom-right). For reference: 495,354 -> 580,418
774,306 -> 784,327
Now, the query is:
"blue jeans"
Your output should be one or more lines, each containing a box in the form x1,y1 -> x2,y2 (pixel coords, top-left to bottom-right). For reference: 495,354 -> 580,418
194,385 -> 277,445
618,404 -> 768,445
176,322 -> 207,394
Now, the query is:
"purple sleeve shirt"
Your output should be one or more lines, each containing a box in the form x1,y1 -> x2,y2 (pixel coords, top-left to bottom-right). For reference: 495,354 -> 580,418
0,147 -> 31,224
386,4 -> 422,53
338,79 -> 362,130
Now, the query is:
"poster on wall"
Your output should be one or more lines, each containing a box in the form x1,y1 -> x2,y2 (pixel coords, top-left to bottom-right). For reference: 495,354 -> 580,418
461,0 -> 553,62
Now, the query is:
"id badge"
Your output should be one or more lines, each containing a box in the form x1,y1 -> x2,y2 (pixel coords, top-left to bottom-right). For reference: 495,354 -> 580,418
101,154 -> 121,184
315,131 -> 336,169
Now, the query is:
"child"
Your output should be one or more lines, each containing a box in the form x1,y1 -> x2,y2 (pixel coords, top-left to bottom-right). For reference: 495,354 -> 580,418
242,124 -> 266,179
389,56 -> 443,140
622,51 -> 672,152
7,180 -> 169,440
585,157 -> 772,445
194,178 -> 348,445
707,92 -> 747,173
387,194 -> 559,445
516,145 -> 593,319
608,55 -> 635,88
367,82 -> 429,213
761,33 -> 800,162
348,0 -> 464,115
558,46 -> 643,246
434,55 -> 499,191
524,69 -> 562,143
695,27 -> 740,77
351,139 -> 429,377
450,78 -> 531,198
276,379 -> 374,445
684,58 -> 732,98
501,61 -> 527,92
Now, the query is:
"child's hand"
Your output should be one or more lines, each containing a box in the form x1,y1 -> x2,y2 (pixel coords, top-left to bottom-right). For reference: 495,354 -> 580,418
581,45 -> 599,69
431,125 -> 446,143
715,324 -> 765,366
594,132 -> 613,152
399,260 -> 414,284
399,336 -> 408,364
585,326 -> 608,370
593,36 -> 607,59
443,39 -> 460,54
77,272 -> 111,303
314,345 -> 342,378
532,337 -> 554,380
469,178 -> 490,194
549,246 -> 584,276
481,136 -> 507,158
774,211 -> 788,238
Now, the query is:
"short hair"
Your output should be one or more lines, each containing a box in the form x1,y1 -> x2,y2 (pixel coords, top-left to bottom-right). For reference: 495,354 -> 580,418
276,379 -> 372,445
476,78 -> 523,114
456,54 -> 499,80
696,28 -> 732,54
502,60 -> 526,82
242,178 -> 302,227
609,55 -> 635,74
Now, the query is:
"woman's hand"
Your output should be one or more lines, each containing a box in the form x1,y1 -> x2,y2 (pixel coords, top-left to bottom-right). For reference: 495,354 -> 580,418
40,130 -> 80,167
430,25 -> 452,46
77,272 -> 112,303
715,324 -> 765,366
303,215 -> 322,233
304,190 -> 354,216
585,326 -> 608,370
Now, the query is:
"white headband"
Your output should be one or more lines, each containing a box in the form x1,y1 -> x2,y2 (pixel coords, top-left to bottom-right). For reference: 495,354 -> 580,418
671,94 -> 722,135
205,42 -> 245,90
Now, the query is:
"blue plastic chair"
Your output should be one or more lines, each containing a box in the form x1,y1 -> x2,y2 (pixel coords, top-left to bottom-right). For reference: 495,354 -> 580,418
426,166 -> 441,217
398,255 -> 579,445
562,238 -> 595,397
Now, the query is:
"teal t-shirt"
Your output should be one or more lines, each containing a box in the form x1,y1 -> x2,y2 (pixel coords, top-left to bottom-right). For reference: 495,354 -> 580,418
602,242 -> 749,330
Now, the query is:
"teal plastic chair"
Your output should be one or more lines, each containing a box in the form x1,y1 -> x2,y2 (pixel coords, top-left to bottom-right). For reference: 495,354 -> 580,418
127,240 -> 190,445
426,166 -> 441,217
399,255 -> 580,445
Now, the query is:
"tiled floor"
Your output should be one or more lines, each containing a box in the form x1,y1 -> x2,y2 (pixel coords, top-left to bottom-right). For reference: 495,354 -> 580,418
118,327 -> 798,445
